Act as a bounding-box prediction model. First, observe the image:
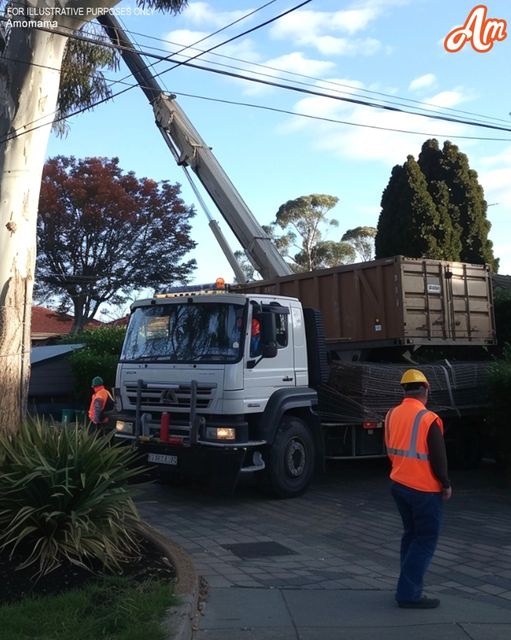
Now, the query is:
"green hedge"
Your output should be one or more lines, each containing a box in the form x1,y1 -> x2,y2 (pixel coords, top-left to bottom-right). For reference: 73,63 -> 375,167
62,327 -> 126,405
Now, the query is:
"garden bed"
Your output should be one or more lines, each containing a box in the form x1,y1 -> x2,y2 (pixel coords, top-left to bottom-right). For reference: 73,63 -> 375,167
0,535 -> 176,604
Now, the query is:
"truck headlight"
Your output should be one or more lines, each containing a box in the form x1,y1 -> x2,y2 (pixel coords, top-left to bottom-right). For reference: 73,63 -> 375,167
115,420 -> 133,435
206,427 -> 236,441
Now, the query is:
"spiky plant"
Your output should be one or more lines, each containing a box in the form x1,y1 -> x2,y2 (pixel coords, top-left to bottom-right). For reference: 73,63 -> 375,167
0,419 -> 143,576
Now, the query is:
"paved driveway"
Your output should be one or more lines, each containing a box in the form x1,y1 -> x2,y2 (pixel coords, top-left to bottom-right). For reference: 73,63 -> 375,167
137,459 -> 511,610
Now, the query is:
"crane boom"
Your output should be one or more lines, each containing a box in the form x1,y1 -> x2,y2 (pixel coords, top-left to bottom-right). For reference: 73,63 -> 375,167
98,13 -> 292,280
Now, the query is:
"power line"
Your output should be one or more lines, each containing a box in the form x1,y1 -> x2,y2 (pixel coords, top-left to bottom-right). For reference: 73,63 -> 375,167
1,6 -> 511,145
0,1 -> 312,142
117,25 -> 511,128
169,90 -> 511,142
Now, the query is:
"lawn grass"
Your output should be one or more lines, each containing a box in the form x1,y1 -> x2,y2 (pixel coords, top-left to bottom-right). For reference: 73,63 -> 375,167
0,576 -> 177,640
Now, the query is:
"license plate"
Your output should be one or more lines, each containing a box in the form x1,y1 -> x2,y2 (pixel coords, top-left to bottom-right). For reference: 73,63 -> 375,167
147,453 -> 178,466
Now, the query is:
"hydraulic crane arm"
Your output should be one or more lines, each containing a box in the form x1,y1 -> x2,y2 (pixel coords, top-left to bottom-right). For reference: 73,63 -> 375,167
98,13 -> 292,280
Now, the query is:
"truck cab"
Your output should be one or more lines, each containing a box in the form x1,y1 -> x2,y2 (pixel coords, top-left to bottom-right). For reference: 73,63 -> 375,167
114,281 -> 321,497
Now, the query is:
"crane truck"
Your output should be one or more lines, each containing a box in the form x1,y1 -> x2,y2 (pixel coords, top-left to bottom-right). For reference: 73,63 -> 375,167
100,16 -> 496,498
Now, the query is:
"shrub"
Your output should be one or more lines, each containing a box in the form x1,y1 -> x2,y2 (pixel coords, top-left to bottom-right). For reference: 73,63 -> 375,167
0,419 -> 142,577
62,326 -> 126,404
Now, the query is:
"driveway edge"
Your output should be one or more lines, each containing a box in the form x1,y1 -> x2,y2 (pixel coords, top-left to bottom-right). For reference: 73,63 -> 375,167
138,522 -> 200,640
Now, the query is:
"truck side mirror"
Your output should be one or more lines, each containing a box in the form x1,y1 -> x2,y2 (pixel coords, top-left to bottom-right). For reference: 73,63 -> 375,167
261,342 -> 278,358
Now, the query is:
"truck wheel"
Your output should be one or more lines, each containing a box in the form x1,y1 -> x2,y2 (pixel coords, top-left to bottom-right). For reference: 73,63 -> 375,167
263,416 -> 315,498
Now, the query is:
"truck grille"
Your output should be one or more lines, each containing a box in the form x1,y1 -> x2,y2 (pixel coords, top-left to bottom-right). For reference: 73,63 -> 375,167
125,382 -> 216,411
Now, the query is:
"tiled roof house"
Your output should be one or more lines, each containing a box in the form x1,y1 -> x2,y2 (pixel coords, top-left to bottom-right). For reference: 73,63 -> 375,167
31,306 -> 102,343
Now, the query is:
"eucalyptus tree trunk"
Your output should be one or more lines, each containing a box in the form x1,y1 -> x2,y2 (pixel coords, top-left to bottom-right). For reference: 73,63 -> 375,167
0,1 -> 118,434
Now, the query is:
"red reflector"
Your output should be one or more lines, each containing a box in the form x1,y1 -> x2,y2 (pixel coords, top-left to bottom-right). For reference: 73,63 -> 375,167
168,436 -> 184,446
362,421 -> 378,430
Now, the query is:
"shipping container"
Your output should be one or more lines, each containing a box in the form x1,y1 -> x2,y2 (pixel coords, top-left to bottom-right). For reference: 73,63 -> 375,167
236,256 -> 496,348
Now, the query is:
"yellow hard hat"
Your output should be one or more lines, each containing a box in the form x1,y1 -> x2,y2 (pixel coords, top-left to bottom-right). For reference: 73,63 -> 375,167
400,369 -> 429,387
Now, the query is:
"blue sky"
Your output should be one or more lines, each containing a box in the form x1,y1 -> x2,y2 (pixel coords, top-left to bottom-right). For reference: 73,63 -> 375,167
47,0 -> 511,302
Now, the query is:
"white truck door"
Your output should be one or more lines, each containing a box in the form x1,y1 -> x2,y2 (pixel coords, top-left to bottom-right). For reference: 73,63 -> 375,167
244,307 -> 295,405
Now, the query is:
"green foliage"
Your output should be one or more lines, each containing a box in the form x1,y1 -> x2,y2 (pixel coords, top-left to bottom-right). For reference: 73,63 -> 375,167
341,226 -> 376,262
293,240 -> 356,271
269,194 -> 355,271
56,33 -> 117,135
54,0 -> 189,128
61,327 -> 126,402
0,576 -> 175,640
376,139 -> 497,269
61,326 -> 126,355
377,156 -> 445,259
0,420 -> 142,577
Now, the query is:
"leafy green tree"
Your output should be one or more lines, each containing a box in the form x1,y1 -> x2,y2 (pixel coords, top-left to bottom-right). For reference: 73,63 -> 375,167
269,194 -> 354,271
376,138 -> 497,270
293,240 -> 356,270
36,156 -> 196,333
341,226 -> 377,262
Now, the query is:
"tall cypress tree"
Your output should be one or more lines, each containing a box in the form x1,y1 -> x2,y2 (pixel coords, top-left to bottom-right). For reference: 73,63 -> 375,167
418,139 -> 461,261
376,138 -> 497,270
439,141 -> 497,270
376,156 -> 442,259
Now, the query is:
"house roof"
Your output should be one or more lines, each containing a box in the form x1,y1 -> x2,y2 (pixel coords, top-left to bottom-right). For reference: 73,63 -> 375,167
31,343 -> 85,365
31,306 -> 102,340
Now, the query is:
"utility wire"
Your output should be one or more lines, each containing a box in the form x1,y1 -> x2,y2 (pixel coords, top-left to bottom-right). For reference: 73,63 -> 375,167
3,50 -> 509,143
0,1 -> 311,141
2,0 -> 510,131
1,4 -> 511,143
113,25 -> 511,128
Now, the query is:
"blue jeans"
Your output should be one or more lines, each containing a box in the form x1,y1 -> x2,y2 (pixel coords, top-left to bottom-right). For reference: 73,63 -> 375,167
391,481 -> 443,602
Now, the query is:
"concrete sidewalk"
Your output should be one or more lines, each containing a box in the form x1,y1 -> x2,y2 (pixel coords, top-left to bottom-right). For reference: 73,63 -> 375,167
195,586 -> 511,639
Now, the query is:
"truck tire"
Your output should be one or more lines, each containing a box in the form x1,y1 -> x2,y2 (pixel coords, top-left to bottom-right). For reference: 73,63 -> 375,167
262,416 -> 315,498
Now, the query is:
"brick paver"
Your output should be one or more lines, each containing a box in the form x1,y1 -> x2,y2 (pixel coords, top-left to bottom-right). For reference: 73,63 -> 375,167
137,459 -> 511,609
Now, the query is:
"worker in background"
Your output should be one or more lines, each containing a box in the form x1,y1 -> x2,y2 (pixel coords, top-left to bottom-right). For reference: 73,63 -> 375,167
88,376 -> 114,433
250,317 -> 261,357
385,368 -> 452,609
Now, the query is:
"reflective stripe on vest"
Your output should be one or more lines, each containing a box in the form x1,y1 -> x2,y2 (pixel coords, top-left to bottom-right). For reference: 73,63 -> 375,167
386,409 -> 430,461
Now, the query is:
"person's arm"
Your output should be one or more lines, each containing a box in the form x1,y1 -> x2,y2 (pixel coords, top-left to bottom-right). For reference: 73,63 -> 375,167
427,421 -> 452,499
92,397 -> 104,424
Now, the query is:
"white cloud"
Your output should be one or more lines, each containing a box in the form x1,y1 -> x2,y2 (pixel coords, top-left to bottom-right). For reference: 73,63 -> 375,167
424,89 -> 468,109
479,149 -> 511,210
270,10 -> 384,56
409,74 -> 436,92
269,1 -> 409,55
241,53 -> 336,96
164,29 -> 259,62
182,2 -> 250,28
279,79 -> 471,167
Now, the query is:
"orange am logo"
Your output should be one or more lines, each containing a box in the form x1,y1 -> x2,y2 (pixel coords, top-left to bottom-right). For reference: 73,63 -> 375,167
444,4 -> 507,53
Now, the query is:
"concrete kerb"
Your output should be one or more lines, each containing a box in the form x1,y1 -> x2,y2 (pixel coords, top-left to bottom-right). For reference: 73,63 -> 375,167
138,522 -> 200,640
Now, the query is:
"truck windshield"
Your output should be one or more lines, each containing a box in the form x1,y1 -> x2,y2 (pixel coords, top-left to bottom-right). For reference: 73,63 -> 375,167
121,303 -> 245,363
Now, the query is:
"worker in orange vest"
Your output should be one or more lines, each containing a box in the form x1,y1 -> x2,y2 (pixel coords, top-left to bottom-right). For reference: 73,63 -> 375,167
88,376 -> 114,433
385,369 -> 452,609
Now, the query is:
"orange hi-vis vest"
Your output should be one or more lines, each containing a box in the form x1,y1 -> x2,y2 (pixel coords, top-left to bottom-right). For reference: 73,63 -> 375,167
385,397 -> 444,493
88,387 -> 113,424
